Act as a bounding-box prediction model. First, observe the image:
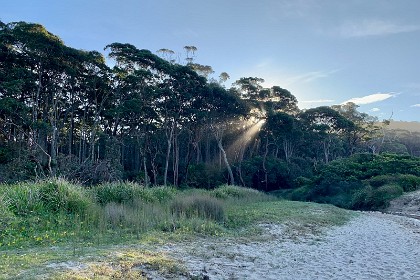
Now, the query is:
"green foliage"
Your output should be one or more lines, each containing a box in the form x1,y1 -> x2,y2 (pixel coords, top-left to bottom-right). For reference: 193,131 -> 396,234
211,184 -> 269,201
94,182 -> 176,205
396,174 -> 420,191
0,178 -> 95,216
288,153 -> 420,210
241,156 -> 294,191
352,184 -> 404,210
186,164 -> 224,189
38,179 -> 94,214
95,182 -> 142,204
170,194 -> 225,222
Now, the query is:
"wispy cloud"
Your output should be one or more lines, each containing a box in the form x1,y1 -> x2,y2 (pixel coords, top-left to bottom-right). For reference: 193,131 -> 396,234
370,108 -> 380,112
342,93 -> 395,105
338,20 -> 420,38
411,104 -> 420,108
285,69 -> 340,85
301,99 -> 334,103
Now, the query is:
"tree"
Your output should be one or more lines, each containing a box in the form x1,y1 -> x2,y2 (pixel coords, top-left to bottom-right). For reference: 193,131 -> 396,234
233,77 -> 265,99
204,84 -> 248,185
299,106 -> 355,163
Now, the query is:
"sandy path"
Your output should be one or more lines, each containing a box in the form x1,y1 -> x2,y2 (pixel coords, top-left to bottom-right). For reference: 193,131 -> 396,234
164,212 -> 420,279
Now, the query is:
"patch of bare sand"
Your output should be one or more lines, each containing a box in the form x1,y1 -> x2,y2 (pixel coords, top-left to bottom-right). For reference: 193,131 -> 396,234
163,212 -> 420,279
386,189 -> 420,218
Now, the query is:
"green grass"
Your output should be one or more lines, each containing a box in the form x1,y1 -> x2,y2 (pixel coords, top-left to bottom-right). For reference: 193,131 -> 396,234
0,180 -> 352,279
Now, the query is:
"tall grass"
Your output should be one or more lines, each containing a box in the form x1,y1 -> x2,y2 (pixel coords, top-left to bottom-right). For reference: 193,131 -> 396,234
1,180 -> 345,250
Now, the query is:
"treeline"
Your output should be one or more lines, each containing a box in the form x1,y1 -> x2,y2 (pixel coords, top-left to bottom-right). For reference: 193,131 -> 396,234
1,21 -> 419,189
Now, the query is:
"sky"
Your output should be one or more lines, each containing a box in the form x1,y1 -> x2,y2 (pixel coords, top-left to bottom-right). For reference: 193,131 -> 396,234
2,0 -> 420,121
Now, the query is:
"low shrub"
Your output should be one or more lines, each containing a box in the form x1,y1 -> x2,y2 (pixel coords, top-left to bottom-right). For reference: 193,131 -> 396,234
1,183 -> 44,215
367,174 -> 420,192
95,182 -> 140,204
373,184 -> 404,208
0,178 -> 94,216
367,175 -> 396,188
288,185 -> 311,201
351,184 -> 404,210
211,184 -> 269,201
95,183 -> 176,205
38,179 -> 94,214
137,186 -> 177,203
396,174 -> 420,192
170,194 -> 225,222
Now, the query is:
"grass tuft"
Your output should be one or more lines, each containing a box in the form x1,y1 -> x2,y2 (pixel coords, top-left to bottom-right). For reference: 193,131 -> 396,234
171,194 -> 225,222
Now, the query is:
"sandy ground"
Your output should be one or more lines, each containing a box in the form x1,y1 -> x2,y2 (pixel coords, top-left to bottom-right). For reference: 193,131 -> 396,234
386,189 -> 420,217
162,212 -> 420,280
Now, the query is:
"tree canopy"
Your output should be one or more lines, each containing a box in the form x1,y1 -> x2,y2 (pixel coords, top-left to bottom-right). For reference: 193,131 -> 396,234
1,20 -> 419,191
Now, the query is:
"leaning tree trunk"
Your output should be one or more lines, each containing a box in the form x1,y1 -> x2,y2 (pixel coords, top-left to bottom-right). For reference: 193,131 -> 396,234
216,138 -> 235,185
163,120 -> 175,186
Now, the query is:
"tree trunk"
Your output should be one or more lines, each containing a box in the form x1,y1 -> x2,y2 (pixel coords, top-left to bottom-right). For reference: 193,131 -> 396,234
216,138 -> 235,185
163,121 -> 175,186
263,138 -> 269,191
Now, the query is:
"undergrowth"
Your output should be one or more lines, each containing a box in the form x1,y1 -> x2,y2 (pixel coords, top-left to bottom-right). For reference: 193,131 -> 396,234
0,179 -> 351,279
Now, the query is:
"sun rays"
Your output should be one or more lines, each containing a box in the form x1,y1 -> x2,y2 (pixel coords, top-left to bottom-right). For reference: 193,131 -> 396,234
226,109 -> 267,159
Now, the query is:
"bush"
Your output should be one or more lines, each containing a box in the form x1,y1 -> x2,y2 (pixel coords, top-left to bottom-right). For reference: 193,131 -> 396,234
95,182 -> 141,204
170,194 -> 225,222
137,186 -> 177,203
367,175 -> 396,188
367,174 -> 420,192
351,184 -> 404,210
38,179 -> 94,214
95,183 -> 176,204
1,183 -> 44,215
211,184 -> 265,200
186,163 -> 225,189
395,174 -> 420,192
288,185 -> 311,201
0,178 -> 94,216
373,184 -> 404,209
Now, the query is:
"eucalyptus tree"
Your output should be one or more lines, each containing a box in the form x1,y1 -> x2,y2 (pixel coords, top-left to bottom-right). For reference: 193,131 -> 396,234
331,102 -> 379,155
0,21 -> 109,175
233,77 -> 265,99
299,106 -> 355,163
201,83 -> 248,185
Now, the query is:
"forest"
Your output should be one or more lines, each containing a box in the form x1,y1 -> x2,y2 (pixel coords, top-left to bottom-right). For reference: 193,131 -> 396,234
1,21 -> 420,210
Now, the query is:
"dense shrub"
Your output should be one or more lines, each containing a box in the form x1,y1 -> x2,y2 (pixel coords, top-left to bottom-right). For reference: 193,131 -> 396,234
186,164 -> 225,189
397,174 -> 420,191
367,174 -> 420,192
95,182 -> 141,204
288,185 -> 311,201
0,178 -> 94,215
38,179 -> 94,214
352,184 -> 404,210
374,184 -> 404,208
211,185 -> 266,200
288,153 -> 420,210
240,156 -> 293,191
94,182 -> 176,204
307,179 -> 365,208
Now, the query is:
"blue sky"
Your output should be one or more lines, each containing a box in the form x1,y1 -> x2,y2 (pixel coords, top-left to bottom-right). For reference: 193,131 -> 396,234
2,0 -> 420,121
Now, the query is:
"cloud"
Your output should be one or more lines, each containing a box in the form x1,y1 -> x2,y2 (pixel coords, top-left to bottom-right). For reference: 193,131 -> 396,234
370,108 -> 380,112
301,99 -> 335,103
411,104 -> 420,108
285,69 -> 340,85
338,20 -> 420,38
342,93 -> 394,105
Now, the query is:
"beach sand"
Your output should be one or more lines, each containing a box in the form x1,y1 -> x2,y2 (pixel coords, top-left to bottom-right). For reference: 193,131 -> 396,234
164,212 -> 420,279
